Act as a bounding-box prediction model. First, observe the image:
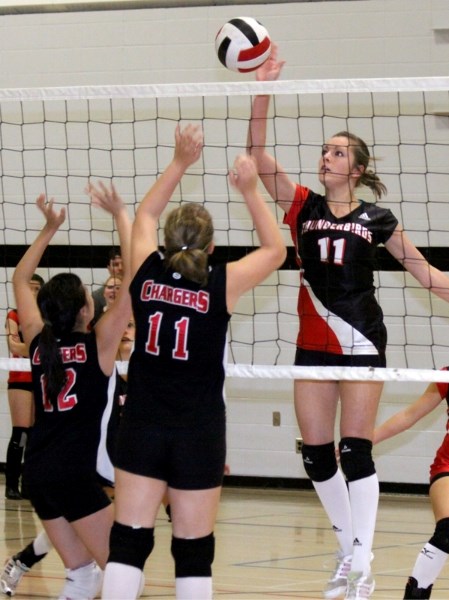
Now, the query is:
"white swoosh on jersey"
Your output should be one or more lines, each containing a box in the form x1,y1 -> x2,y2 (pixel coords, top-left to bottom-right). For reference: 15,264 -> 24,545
301,278 -> 378,355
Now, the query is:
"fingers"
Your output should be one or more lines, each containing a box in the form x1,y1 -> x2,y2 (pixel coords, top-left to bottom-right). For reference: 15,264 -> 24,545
36,194 -> 55,212
35,193 -> 66,226
229,154 -> 258,188
177,123 -> 204,150
255,42 -> 285,81
86,181 -> 115,203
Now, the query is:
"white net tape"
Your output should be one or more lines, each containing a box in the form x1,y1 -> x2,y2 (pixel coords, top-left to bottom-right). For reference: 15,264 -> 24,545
3,358 -> 449,384
0,77 -> 448,100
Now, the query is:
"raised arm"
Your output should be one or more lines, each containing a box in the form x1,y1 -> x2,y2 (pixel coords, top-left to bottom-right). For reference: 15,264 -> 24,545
131,123 -> 203,276
226,154 -> 286,313
86,182 -> 133,376
12,195 -> 66,349
373,383 -> 442,445
385,229 -> 449,303
247,44 -> 296,213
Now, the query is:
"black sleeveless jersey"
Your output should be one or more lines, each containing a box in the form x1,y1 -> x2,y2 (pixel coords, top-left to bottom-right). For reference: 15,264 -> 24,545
124,251 -> 229,428
284,185 -> 398,356
24,330 -> 113,483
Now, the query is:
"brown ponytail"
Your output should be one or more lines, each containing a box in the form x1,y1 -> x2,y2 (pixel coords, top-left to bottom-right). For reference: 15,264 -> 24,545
163,203 -> 214,286
334,131 -> 387,199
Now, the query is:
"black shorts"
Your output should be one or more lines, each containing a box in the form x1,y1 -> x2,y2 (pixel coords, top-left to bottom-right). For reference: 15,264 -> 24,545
8,382 -> 33,392
115,418 -> 226,490
27,477 -> 111,522
295,348 -> 386,368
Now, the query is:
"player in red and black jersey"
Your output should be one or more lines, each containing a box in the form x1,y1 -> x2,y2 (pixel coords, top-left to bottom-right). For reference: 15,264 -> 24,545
248,45 -> 449,600
375,373 -> 449,599
4,273 -> 44,500
101,123 -> 286,600
11,183 -> 132,600
286,186 -> 398,358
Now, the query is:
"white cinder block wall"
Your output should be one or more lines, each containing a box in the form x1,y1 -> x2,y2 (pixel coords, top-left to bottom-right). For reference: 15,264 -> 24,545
1,0 -> 449,485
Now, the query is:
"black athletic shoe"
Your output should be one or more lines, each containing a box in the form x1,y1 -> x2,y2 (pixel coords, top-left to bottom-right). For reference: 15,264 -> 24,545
403,576 -> 433,599
165,504 -> 172,522
5,488 -> 23,500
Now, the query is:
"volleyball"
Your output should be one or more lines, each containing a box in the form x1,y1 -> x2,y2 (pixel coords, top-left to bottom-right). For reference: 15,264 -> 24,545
215,17 -> 271,73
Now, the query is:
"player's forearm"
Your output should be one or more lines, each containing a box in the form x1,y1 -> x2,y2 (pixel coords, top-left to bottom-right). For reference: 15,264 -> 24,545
13,224 -> 58,285
114,207 -> 132,280
138,158 -> 187,221
248,95 -> 270,151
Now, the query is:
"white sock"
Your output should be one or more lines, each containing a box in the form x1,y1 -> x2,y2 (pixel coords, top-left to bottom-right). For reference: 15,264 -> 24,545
175,576 -> 212,600
101,562 -> 143,599
348,473 -> 379,575
411,542 -> 447,588
313,469 -> 353,556
59,561 -> 102,600
33,531 -> 53,556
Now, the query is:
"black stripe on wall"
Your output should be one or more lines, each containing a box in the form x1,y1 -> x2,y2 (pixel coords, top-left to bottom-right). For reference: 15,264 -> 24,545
2,245 -> 449,272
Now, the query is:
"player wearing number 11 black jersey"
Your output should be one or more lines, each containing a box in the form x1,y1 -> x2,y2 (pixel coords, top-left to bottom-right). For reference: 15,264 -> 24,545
249,44 -> 449,600
101,123 -> 286,600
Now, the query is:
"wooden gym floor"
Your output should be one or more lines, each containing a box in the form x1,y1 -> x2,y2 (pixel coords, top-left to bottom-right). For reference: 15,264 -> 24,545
1,476 -> 448,599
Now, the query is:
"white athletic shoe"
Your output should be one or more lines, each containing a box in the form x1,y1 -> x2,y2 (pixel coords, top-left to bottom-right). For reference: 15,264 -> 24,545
345,571 -> 375,599
58,561 -> 102,600
324,553 -> 352,598
0,557 -> 29,597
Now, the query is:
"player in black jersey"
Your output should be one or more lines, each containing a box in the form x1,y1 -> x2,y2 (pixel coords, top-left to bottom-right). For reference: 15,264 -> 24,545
101,123 -> 286,600
0,318 -> 136,598
248,46 -> 449,600
11,184 -> 132,600
0,318 -> 138,597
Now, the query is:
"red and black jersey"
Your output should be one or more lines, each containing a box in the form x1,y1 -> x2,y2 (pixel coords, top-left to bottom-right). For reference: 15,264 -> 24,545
436,369 -> 449,435
124,251 -> 229,428
6,309 -> 32,385
24,330 -> 113,484
429,368 -> 449,481
284,184 -> 398,356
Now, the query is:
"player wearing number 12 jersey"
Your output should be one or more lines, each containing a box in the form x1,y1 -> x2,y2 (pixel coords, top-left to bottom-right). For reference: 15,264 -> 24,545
12,182 -> 132,600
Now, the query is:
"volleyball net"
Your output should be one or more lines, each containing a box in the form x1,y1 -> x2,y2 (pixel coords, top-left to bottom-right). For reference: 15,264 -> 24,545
1,77 -> 449,382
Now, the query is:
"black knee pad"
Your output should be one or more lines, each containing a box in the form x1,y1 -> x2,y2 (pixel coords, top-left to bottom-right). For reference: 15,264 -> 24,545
429,517 -> 449,554
301,442 -> 338,482
108,522 -> 154,570
339,437 -> 375,482
11,427 -> 28,448
171,533 -> 215,578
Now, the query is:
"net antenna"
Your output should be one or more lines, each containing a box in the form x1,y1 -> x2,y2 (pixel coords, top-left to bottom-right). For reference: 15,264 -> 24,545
1,77 -> 449,383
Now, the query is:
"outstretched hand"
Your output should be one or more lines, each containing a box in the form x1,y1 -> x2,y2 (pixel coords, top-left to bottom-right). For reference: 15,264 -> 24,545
86,181 -> 125,217
228,154 -> 258,194
256,43 -> 285,82
36,193 -> 66,229
174,123 -> 204,168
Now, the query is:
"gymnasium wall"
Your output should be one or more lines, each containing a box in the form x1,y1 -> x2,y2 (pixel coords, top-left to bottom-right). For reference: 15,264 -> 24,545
1,0 -> 449,485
